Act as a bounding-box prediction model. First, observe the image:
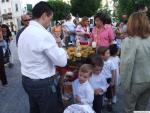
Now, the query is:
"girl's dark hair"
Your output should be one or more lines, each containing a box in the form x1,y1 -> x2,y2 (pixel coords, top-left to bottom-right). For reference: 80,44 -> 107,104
97,46 -> 109,55
109,44 -> 118,56
1,24 -> 12,37
94,12 -> 107,24
86,54 -> 104,67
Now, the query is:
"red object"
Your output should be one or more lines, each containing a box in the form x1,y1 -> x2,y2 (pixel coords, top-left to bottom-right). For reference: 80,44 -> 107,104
84,34 -> 91,38
80,42 -> 88,45
56,66 -> 69,76
122,15 -> 127,19
56,66 -> 78,82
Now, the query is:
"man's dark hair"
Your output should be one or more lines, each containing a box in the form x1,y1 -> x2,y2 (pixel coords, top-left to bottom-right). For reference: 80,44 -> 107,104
86,54 -> 104,67
32,1 -> 54,19
109,44 -> 118,56
135,3 -> 146,12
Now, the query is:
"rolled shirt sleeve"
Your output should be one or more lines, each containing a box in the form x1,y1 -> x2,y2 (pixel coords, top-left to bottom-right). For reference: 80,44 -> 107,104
41,33 -> 67,67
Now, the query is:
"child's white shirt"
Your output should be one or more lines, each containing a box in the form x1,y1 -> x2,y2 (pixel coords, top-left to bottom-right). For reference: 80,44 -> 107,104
72,79 -> 94,107
64,104 -> 95,113
89,73 -> 109,94
109,56 -> 120,85
101,58 -> 116,79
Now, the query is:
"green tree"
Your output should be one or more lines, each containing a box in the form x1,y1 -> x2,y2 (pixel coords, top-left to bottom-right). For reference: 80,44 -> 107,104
70,0 -> 101,17
48,0 -> 71,20
116,0 -> 150,18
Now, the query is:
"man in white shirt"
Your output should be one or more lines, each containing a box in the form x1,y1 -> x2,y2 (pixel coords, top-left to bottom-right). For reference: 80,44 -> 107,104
18,2 -> 67,113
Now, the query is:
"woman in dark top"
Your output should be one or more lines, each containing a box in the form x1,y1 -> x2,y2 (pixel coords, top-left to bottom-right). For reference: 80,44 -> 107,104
1,24 -> 13,66
0,25 -> 8,86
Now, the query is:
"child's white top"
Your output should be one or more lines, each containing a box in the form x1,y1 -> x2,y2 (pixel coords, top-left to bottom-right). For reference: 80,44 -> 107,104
101,58 -> 116,78
109,56 -> 120,84
64,104 -> 95,113
109,56 -> 120,75
89,73 -> 109,94
72,79 -> 94,107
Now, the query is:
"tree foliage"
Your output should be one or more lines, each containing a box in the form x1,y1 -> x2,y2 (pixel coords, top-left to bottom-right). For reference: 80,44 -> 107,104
116,0 -> 150,18
70,0 -> 101,17
48,0 -> 71,20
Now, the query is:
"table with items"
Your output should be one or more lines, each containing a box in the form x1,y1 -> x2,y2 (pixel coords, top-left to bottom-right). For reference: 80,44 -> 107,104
56,44 -> 96,101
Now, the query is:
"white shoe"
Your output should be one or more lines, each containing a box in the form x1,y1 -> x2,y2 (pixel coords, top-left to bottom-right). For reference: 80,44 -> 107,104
62,95 -> 70,101
104,97 -> 108,101
112,96 -> 117,104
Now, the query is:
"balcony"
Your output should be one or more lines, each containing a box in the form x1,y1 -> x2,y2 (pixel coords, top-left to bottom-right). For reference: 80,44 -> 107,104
2,12 -> 12,20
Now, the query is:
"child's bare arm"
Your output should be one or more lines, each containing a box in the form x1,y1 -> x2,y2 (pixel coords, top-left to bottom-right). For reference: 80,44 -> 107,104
111,69 -> 117,86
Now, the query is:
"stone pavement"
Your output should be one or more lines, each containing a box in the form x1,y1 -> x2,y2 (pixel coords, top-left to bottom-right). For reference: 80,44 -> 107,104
0,38 -> 150,113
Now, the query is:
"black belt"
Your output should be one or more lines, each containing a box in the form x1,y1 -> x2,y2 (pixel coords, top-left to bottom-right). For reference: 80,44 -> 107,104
22,74 -> 58,82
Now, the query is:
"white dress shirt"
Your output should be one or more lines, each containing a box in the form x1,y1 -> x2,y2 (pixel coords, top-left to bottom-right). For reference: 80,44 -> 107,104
72,79 -> 94,107
89,73 -> 109,94
18,21 -> 67,79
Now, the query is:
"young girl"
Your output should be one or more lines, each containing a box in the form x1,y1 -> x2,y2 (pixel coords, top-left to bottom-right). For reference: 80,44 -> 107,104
97,46 -> 116,111
88,55 -> 108,113
109,44 -> 120,103
72,64 -> 94,107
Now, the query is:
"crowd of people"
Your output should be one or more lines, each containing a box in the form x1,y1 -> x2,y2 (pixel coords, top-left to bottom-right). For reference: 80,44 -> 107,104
0,1 -> 150,113
50,12 -> 115,48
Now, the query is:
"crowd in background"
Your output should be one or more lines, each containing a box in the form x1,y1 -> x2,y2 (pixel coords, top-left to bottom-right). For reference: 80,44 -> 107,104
0,2 -> 150,113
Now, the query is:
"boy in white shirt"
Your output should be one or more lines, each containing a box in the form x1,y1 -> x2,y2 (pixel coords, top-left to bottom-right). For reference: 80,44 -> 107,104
109,44 -> 120,103
72,64 -> 94,107
88,55 -> 108,113
97,46 -> 117,112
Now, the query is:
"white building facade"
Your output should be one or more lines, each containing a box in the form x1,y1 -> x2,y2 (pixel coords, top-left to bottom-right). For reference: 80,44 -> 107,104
0,0 -> 22,32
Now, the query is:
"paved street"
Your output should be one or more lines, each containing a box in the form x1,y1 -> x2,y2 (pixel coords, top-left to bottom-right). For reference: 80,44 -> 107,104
0,38 -> 150,113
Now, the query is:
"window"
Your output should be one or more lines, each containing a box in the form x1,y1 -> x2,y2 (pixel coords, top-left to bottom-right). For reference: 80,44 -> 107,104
4,9 -> 7,13
8,8 -> 11,13
15,4 -> 18,12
